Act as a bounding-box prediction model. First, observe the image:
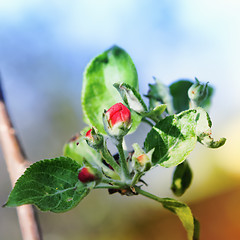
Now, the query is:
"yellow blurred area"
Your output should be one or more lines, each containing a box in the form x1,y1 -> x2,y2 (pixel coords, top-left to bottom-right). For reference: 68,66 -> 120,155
216,116 -> 240,177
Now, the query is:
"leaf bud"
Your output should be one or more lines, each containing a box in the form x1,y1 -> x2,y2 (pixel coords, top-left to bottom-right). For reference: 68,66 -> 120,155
114,83 -> 147,114
188,78 -> 209,107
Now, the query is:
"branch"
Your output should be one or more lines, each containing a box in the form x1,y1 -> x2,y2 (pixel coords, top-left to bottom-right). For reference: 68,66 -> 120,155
0,76 -> 42,240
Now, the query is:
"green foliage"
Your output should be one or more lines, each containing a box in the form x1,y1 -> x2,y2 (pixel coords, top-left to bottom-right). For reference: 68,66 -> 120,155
143,104 -> 166,120
63,130 -> 102,166
5,45 -> 227,239
161,198 -> 196,240
146,77 -> 174,115
144,110 -> 197,167
135,187 -> 198,240
5,157 -> 91,213
169,80 -> 193,113
169,80 -> 214,113
171,160 -> 193,196
195,107 -> 226,148
114,82 -> 148,114
81,45 -> 141,134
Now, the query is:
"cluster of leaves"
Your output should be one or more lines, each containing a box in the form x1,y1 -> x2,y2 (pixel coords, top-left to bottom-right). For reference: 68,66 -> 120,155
4,46 -> 226,240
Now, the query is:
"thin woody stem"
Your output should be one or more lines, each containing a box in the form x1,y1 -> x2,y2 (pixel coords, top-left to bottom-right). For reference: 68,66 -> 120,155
0,76 -> 42,240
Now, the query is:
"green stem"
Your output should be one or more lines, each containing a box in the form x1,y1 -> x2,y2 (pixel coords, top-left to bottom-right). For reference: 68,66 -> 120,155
94,184 -> 122,189
116,138 -> 130,180
134,186 -> 164,203
99,146 -> 121,175
131,172 -> 144,186
101,177 -> 127,188
99,163 -> 120,180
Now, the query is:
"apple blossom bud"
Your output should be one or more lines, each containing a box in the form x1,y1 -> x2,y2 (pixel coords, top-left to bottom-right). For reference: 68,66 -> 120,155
132,143 -> 153,171
86,129 -> 93,139
103,103 -> 131,138
78,167 -> 98,183
85,127 -> 104,150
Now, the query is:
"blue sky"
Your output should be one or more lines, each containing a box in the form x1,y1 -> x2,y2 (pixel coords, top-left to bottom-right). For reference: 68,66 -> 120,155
0,0 -> 239,106
0,0 -> 239,156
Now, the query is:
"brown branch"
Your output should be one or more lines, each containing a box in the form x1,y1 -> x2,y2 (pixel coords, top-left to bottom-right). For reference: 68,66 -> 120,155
0,76 -> 42,240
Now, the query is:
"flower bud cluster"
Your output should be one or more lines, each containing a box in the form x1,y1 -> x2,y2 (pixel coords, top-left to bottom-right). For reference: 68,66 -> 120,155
78,103 -> 133,185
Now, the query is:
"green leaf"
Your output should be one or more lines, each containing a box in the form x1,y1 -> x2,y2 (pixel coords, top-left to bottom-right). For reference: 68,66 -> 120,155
5,157 -> 91,213
169,80 -> 214,113
143,104 -> 167,123
193,218 -> 200,240
161,198 -> 198,240
146,77 -> 174,115
82,45 -> 141,134
144,110 -> 197,167
136,187 -> 199,240
171,160 -> 193,196
196,107 -> 226,148
169,80 -> 193,113
114,82 -> 147,114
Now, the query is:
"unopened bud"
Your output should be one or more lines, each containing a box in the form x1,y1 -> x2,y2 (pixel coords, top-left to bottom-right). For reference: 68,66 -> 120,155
103,103 -> 131,138
78,167 -> 99,183
114,83 -> 147,114
188,78 -> 209,107
132,143 -> 152,171
85,127 -> 104,150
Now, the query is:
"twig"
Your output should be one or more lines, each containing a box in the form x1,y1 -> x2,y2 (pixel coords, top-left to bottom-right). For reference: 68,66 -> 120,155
0,76 -> 42,240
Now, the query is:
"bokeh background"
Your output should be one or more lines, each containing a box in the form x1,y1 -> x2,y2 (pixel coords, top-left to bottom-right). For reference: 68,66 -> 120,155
1,0 -> 240,239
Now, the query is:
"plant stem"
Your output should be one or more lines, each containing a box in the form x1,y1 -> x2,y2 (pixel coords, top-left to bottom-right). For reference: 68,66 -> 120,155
134,186 -> 164,203
131,172 -> 144,186
101,177 -> 126,186
100,146 -> 121,175
0,77 -> 42,240
98,161 -> 120,180
116,138 -> 130,181
94,184 -> 122,189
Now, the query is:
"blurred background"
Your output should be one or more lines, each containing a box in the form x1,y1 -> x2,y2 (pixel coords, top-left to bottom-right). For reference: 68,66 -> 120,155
0,0 -> 240,239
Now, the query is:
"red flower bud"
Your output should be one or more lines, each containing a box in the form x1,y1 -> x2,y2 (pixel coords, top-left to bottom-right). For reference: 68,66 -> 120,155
103,103 -> 131,138
107,103 -> 131,127
78,167 -> 96,183
86,129 -> 93,139
85,127 -> 104,149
